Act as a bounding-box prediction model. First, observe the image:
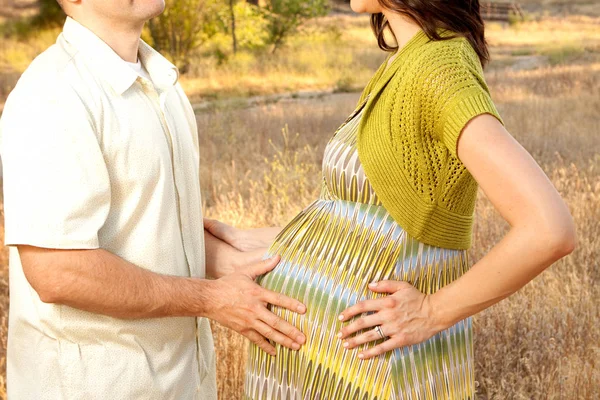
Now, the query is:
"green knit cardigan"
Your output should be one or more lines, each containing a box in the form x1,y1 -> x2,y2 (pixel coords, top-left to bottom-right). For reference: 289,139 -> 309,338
356,30 -> 503,250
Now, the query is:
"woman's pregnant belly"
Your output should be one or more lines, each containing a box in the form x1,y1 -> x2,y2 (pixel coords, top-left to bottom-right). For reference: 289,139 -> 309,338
260,199 -> 408,327
247,199 -> 474,399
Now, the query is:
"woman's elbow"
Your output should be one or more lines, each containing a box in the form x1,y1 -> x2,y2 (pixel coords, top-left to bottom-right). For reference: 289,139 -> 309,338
546,220 -> 577,259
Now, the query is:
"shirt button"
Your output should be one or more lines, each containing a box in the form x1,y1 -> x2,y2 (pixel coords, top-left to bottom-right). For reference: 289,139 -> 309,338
168,70 -> 178,83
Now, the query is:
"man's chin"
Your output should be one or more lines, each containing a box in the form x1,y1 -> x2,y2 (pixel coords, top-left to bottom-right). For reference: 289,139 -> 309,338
143,1 -> 166,21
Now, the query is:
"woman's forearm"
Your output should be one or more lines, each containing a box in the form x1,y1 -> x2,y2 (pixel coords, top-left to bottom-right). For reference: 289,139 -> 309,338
430,114 -> 578,329
430,225 -> 575,328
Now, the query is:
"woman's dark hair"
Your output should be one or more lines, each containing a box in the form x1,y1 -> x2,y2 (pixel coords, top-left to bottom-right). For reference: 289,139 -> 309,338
371,0 -> 489,66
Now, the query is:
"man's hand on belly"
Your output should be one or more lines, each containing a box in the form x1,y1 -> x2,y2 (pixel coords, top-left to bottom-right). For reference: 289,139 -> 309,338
202,255 -> 307,356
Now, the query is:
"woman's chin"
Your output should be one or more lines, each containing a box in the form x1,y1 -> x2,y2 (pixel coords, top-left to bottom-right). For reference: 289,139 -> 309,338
350,1 -> 366,13
350,0 -> 381,14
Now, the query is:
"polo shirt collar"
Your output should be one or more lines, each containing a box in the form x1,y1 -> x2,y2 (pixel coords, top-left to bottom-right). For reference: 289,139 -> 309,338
61,17 -> 179,95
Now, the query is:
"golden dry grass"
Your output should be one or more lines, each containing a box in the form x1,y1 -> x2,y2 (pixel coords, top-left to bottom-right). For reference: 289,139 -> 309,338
0,11 -> 599,400
518,0 -> 600,17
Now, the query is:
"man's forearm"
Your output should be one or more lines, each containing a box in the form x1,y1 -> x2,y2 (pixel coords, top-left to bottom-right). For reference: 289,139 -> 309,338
19,245 -> 308,353
19,246 -> 217,319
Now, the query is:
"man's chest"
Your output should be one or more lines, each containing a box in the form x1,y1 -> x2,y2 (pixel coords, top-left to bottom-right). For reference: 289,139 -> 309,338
95,84 -> 199,195
85,83 -> 204,274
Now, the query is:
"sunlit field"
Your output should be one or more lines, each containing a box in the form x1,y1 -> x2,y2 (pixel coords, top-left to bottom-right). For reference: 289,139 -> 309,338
0,4 -> 599,400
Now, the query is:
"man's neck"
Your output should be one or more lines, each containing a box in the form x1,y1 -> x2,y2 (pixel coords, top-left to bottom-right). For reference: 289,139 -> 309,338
70,14 -> 144,62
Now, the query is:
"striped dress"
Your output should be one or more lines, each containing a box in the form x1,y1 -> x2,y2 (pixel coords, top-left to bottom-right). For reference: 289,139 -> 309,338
245,102 -> 475,400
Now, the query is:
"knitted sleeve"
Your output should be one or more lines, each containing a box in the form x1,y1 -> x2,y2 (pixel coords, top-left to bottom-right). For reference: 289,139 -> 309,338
428,41 -> 504,157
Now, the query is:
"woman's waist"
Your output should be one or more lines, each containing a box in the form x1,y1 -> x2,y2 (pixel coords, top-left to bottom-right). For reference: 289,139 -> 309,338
268,199 -> 396,255
270,198 -> 468,254
265,198 -> 469,294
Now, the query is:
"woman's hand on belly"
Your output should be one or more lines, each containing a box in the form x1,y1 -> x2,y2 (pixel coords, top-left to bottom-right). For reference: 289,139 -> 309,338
204,229 -> 269,279
204,218 -> 281,252
337,281 -> 448,360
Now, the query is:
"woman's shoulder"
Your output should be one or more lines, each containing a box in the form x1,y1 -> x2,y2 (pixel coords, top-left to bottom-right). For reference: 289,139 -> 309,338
409,34 -> 481,74
398,34 -> 487,98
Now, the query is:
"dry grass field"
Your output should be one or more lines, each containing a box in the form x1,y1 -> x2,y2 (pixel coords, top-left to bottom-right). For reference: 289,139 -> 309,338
1,5 -> 599,400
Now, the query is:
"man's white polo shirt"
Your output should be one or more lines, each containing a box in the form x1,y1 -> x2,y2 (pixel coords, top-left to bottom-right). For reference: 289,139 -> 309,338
0,17 -> 216,399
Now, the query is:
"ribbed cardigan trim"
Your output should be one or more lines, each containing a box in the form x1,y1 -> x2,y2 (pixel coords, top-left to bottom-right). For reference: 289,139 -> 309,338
442,90 -> 503,157
356,31 -> 502,250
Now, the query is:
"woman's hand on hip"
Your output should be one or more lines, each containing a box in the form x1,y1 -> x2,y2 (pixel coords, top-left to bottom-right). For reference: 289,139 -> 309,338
337,281 -> 446,360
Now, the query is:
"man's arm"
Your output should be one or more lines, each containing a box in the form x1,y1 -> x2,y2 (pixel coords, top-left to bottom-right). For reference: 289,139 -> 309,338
18,246 -> 307,355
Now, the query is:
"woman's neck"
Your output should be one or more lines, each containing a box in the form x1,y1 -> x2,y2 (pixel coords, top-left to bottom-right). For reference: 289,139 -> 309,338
383,11 -> 422,51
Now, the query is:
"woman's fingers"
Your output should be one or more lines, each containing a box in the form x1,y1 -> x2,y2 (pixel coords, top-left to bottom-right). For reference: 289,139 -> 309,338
357,337 -> 402,360
340,321 -> 388,350
338,284 -> 437,360
338,312 -> 383,340
203,218 -> 237,245
368,280 -> 413,293
339,297 -> 391,321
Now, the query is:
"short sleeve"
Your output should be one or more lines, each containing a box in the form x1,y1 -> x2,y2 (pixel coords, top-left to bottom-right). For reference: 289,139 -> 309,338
428,43 -> 504,157
0,84 -> 111,249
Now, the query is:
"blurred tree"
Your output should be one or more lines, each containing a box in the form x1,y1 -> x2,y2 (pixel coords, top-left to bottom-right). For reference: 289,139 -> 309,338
33,0 -> 66,27
260,0 -> 329,53
229,0 -> 238,54
213,1 -> 269,56
148,0 -> 222,72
